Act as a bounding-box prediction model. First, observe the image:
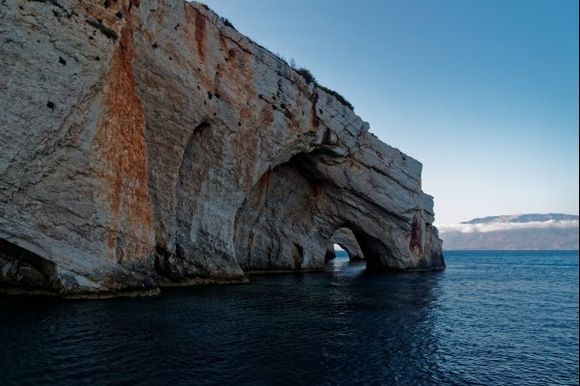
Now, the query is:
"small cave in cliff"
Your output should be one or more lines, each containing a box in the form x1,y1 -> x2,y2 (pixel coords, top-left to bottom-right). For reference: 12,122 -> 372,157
0,239 -> 58,292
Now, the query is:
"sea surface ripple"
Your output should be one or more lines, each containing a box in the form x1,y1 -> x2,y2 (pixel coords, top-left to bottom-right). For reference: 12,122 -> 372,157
0,250 -> 578,385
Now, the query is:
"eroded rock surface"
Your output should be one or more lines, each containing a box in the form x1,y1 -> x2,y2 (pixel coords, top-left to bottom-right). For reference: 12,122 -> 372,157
0,0 -> 444,297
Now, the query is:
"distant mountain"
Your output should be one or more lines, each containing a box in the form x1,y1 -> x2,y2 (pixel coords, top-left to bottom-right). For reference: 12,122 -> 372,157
439,213 -> 579,250
463,213 -> 579,225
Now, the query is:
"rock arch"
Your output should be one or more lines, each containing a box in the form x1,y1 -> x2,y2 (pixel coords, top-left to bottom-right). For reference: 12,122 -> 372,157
325,228 -> 364,261
233,147 -> 434,273
0,0 -> 443,297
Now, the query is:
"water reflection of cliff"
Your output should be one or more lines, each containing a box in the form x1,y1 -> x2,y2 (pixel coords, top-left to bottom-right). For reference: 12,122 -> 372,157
0,255 -> 444,385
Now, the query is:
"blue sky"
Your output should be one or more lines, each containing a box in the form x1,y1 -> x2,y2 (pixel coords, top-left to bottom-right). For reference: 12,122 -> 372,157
200,0 -> 579,224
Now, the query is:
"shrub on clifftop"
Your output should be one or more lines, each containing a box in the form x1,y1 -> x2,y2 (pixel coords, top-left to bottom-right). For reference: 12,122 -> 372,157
296,67 -> 317,84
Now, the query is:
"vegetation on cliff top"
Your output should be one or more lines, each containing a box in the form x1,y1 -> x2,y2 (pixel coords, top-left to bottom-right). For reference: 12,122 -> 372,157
212,4 -> 353,112
220,16 -> 236,31
293,67 -> 354,111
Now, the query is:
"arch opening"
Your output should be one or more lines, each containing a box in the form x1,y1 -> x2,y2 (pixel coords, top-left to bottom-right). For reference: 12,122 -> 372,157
234,148 -> 396,274
324,227 -> 365,263
324,227 -> 368,277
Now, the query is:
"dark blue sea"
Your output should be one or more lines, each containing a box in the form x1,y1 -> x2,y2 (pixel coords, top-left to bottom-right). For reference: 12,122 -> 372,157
0,250 -> 578,385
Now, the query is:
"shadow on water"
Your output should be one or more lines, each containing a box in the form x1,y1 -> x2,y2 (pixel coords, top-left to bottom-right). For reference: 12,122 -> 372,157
0,252 -> 444,386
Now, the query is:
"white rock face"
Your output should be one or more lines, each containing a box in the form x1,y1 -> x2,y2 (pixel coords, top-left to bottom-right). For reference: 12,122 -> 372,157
0,0 -> 444,297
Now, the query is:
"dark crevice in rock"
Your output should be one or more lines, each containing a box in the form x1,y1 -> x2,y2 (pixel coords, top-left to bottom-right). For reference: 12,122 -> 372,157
292,243 -> 304,271
28,0 -> 65,11
86,18 -> 118,41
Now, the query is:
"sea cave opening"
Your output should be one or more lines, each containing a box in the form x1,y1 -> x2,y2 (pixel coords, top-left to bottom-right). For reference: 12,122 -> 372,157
234,148 -> 393,274
324,227 -> 367,274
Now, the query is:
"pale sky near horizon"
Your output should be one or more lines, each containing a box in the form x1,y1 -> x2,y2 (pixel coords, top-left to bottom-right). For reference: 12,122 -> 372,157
200,0 -> 579,225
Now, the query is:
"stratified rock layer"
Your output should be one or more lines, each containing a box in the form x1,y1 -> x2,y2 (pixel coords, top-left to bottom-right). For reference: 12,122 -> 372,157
0,0 -> 444,297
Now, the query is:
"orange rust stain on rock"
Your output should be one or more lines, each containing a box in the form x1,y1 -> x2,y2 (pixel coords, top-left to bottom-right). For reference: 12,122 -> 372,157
219,35 -> 256,112
93,18 -> 154,263
219,33 -> 228,56
181,7 -> 214,91
311,184 -> 322,199
345,156 -> 361,170
239,105 -> 253,127
259,105 -> 274,127
194,10 -> 206,61
230,54 -> 261,188
256,171 -> 271,194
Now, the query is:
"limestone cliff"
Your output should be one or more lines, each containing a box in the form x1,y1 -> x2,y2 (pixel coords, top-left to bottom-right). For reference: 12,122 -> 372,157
0,0 -> 444,297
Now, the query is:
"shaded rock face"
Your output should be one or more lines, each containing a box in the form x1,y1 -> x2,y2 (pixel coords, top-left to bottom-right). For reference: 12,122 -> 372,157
0,0 -> 444,297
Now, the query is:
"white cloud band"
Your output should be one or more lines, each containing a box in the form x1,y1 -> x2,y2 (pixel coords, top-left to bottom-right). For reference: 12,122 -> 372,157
438,220 -> 579,234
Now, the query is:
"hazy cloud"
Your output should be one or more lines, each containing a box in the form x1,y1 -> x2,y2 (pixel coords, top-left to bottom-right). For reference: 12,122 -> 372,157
438,220 -> 579,234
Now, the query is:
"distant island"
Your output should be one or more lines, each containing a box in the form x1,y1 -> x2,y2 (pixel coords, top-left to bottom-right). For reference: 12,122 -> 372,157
439,213 -> 579,250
